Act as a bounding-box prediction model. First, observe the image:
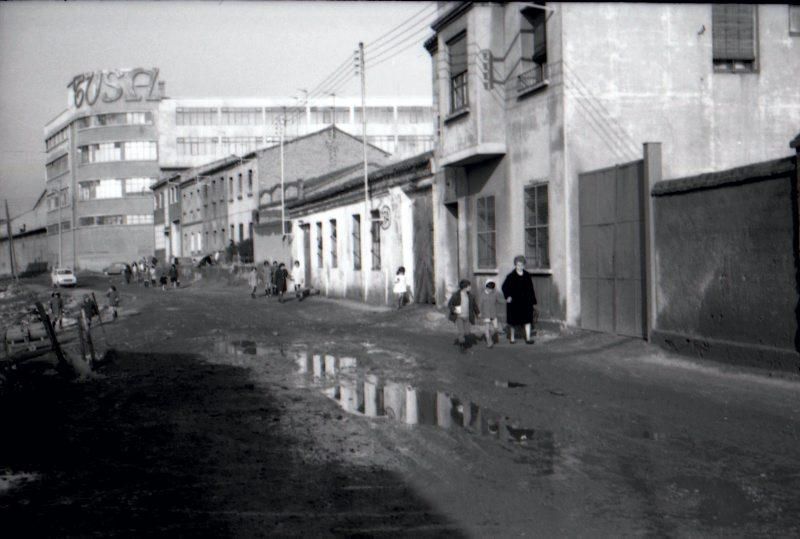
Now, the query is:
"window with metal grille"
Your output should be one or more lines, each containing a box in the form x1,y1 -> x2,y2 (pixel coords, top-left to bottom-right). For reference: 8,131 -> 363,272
524,183 -> 549,269
476,196 -> 496,268
316,222 -> 323,268
352,214 -> 361,270
177,137 -> 217,157
220,107 -> 262,125
448,32 -> 468,113
330,219 -> 338,268
712,4 -> 757,72
370,210 -> 381,270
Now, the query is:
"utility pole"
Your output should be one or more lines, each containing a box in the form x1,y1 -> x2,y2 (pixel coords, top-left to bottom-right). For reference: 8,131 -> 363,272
58,177 -> 63,268
4,199 -> 18,282
357,41 -> 369,301
280,115 -> 286,237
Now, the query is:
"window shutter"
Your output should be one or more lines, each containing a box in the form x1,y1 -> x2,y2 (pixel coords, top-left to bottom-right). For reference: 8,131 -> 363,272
449,33 -> 468,76
713,4 -> 755,61
532,12 -> 547,64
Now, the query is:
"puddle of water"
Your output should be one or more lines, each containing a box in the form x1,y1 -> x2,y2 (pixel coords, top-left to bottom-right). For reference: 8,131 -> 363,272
213,338 -> 556,476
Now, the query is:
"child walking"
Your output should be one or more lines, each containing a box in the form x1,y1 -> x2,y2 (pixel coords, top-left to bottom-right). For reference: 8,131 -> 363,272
248,266 -> 259,298
447,279 -> 480,353
49,291 -> 64,330
105,285 -> 120,320
393,266 -> 409,310
478,281 -> 506,348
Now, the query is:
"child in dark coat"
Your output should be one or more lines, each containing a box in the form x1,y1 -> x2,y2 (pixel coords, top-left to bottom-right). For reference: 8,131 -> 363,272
447,279 -> 480,353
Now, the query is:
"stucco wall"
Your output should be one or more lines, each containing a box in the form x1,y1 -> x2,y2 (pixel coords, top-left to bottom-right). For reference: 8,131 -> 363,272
652,157 -> 799,371
0,232 -> 49,277
291,187 -> 421,306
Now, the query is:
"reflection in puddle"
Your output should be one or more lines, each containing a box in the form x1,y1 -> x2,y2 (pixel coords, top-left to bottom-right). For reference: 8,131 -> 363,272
215,339 -> 555,476
294,349 -> 555,475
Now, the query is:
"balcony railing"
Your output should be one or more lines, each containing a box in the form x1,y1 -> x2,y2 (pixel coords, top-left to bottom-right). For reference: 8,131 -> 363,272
517,63 -> 549,94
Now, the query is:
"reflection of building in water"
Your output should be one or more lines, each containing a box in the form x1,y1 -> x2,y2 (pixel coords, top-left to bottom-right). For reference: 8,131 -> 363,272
339,357 -> 357,370
324,354 -> 336,375
364,374 -> 383,418
383,382 -> 406,421
404,386 -> 418,425
436,391 -> 452,429
296,351 -> 310,374
416,389 -> 438,426
312,354 -> 323,378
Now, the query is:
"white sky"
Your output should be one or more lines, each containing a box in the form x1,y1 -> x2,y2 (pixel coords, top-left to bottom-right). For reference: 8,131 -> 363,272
0,0 -> 435,215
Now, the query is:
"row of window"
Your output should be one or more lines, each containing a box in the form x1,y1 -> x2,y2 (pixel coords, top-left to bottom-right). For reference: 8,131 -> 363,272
46,221 -> 71,235
46,188 -> 70,211
176,137 -> 277,157
76,112 -> 154,130
78,177 -> 157,201
78,141 -> 158,164
184,222 -> 253,252
46,154 -> 69,180
77,214 -> 154,227
175,106 -> 434,126
366,135 -> 435,155
45,126 -> 69,152
312,213 -> 380,272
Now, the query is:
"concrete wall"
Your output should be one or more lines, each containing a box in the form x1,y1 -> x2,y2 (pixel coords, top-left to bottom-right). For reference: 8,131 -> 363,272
0,232 -> 49,277
652,156 -> 799,372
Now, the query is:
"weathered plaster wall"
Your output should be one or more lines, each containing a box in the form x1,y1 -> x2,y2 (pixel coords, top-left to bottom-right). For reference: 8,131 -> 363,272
652,157 -> 799,372
561,2 -> 800,326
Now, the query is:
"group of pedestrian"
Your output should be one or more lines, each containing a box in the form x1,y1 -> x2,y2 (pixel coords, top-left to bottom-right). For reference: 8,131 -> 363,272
128,257 -> 180,291
448,255 -> 538,353
248,259 -> 314,303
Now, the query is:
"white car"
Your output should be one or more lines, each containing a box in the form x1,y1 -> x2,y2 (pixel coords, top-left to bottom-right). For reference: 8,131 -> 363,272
51,267 -> 77,287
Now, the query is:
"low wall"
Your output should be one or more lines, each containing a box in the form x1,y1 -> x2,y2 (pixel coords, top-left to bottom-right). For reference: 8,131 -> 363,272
652,155 -> 799,372
0,230 -> 49,278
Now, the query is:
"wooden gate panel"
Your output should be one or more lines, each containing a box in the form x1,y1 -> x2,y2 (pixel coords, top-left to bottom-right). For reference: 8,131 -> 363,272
579,160 -> 646,338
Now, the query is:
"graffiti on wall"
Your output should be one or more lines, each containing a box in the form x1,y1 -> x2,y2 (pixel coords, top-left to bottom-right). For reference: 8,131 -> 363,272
67,68 -> 161,108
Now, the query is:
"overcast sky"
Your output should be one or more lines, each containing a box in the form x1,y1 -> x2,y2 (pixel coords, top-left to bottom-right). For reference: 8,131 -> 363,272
0,0 -> 435,215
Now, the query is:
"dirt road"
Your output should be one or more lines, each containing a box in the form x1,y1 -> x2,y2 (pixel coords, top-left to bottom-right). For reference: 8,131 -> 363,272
2,276 -> 799,537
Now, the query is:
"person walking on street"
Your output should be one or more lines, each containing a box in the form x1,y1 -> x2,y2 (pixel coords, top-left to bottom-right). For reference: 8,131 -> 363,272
123,264 -> 132,285
501,255 -> 538,344
81,294 -> 100,329
169,262 -> 179,289
478,281 -> 506,348
448,279 -> 480,354
262,260 -> 271,296
275,262 -> 289,303
105,284 -> 120,320
270,261 -> 279,296
49,291 -> 64,330
248,267 -> 259,299
393,266 -> 409,310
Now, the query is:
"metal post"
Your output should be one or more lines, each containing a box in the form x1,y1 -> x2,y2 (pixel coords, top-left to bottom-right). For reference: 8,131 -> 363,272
4,199 -> 17,281
359,41 -> 369,302
58,177 -> 63,268
280,116 -> 286,237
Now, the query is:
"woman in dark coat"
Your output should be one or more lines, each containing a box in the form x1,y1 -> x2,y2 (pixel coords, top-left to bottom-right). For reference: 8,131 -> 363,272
501,255 -> 538,344
275,263 -> 289,303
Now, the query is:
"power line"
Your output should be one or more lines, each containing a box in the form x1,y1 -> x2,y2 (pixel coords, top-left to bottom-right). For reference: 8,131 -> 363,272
365,25 -> 433,69
365,3 -> 436,48
364,10 -> 437,59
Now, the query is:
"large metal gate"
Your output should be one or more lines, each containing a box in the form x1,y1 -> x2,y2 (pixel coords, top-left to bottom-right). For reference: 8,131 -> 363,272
579,160 -> 646,338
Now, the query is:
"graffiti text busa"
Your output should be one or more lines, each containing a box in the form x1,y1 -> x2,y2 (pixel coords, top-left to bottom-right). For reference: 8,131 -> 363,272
68,68 -> 161,108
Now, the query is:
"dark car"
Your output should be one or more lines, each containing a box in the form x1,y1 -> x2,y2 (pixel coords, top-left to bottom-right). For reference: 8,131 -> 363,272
102,262 -> 127,275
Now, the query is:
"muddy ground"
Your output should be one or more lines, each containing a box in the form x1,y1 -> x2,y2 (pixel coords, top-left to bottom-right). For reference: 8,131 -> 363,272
1,274 -> 800,537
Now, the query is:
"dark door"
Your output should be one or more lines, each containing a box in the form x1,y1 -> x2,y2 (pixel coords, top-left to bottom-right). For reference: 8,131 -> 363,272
412,195 -> 435,304
301,224 -> 311,286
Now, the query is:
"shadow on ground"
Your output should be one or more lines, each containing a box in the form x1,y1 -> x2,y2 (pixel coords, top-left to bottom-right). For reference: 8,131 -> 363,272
0,351 -> 463,537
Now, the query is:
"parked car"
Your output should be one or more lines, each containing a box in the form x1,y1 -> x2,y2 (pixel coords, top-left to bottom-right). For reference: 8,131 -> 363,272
51,267 -> 77,287
102,262 -> 127,275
